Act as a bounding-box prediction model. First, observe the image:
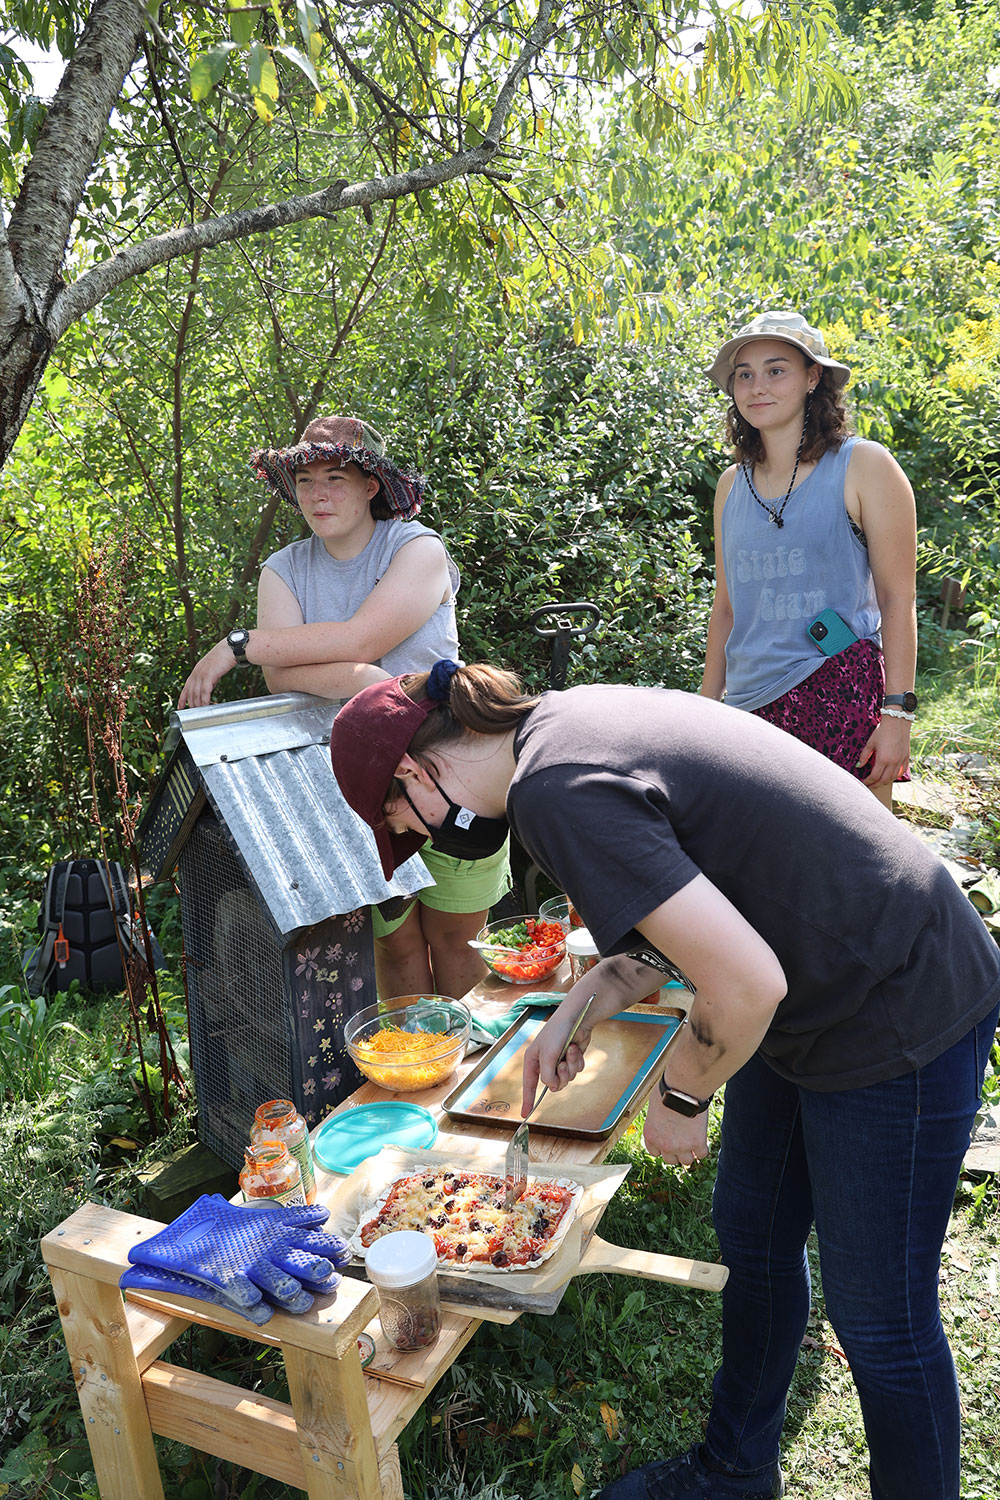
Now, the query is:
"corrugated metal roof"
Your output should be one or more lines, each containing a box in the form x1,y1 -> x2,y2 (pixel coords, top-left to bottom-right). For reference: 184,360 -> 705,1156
168,692 -> 430,935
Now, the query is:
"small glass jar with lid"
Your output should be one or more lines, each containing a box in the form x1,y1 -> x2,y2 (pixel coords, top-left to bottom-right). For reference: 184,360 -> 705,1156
565,927 -> 600,985
251,1098 -> 318,1203
566,927 -> 661,1004
238,1141 -> 306,1207
364,1230 -> 442,1352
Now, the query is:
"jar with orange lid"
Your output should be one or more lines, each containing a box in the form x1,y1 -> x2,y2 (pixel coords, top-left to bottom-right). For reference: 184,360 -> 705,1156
239,1141 -> 306,1207
251,1099 -> 317,1203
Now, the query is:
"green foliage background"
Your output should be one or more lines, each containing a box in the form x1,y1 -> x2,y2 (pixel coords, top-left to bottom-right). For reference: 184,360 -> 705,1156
2,2 -> 1000,1495
1,2 -> 997,879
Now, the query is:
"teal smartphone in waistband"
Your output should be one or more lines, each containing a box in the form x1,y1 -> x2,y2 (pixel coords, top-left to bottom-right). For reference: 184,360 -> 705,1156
807,609 -> 859,657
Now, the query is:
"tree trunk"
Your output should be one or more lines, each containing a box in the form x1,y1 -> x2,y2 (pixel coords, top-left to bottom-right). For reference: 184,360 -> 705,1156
0,305 -> 53,470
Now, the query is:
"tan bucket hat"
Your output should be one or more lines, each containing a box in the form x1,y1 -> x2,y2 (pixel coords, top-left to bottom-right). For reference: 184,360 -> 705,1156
706,310 -> 851,392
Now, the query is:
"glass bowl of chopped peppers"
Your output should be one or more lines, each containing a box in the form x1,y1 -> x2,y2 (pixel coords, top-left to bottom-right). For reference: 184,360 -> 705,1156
345,996 -> 472,1092
474,914 -> 567,985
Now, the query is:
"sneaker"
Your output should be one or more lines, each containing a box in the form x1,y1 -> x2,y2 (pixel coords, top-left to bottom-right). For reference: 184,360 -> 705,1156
596,1444 -> 785,1500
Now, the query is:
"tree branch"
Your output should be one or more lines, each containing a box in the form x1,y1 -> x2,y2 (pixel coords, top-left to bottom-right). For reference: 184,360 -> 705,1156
49,146 -> 499,337
484,0 -> 557,144
48,0 -> 559,339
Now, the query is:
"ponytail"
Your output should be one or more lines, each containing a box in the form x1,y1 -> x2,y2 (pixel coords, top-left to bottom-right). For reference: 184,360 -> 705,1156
397,663 -> 539,766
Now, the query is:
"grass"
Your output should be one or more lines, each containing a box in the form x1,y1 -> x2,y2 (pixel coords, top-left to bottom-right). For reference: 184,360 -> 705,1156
912,628 -> 1000,771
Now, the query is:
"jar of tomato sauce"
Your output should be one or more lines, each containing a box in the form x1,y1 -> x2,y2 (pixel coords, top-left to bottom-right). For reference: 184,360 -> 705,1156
251,1098 -> 317,1204
239,1141 -> 306,1207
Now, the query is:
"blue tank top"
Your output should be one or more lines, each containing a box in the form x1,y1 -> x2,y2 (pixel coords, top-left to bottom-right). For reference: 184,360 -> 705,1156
720,436 -> 881,712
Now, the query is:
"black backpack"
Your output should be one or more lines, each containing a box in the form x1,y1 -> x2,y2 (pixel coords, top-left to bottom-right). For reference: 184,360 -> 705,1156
25,858 -> 161,997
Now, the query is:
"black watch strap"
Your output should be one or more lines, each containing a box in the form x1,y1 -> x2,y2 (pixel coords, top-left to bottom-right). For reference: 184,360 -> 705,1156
658,1076 -> 713,1116
227,628 -> 251,664
883,691 -> 917,713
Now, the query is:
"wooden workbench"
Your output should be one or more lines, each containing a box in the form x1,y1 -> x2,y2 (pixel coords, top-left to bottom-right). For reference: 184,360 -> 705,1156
41,965 -> 717,1500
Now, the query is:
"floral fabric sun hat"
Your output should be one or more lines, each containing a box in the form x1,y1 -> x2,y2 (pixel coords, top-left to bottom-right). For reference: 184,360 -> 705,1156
706,310 -> 851,392
251,415 -> 425,521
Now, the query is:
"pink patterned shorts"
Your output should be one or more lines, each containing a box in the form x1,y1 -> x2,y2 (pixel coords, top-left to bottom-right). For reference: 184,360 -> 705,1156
752,637 -> 910,784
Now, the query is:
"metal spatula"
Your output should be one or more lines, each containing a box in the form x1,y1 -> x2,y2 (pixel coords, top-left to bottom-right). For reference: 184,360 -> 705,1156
504,994 -> 596,1209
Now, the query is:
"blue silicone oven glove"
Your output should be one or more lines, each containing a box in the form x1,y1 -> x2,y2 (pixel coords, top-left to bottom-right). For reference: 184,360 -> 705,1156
121,1194 -> 352,1320
119,1262 -> 276,1324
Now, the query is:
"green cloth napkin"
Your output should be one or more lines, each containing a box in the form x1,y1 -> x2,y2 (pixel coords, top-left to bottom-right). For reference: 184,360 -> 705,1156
467,992 -> 565,1046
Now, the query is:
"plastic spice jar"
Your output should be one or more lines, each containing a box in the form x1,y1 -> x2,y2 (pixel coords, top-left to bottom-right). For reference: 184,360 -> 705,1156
251,1098 -> 318,1203
565,927 -> 600,985
364,1230 -> 442,1352
238,1141 -> 306,1207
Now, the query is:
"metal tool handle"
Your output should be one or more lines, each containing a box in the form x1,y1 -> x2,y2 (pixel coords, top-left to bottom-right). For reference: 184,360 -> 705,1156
529,602 -> 601,690
525,992 -> 597,1122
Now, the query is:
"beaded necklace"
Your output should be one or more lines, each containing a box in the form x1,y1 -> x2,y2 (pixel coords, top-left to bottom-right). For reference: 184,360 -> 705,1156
742,416 -> 808,529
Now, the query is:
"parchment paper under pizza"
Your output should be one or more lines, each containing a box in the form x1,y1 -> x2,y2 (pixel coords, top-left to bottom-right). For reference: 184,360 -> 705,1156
324,1143 -> 630,1295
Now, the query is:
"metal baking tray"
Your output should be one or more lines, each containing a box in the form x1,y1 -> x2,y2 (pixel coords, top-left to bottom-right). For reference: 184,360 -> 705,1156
442,1003 -> 685,1140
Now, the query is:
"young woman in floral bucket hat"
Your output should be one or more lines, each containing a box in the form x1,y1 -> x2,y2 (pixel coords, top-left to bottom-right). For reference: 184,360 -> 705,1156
701,310 -> 917,807
177,415 -> 510,1000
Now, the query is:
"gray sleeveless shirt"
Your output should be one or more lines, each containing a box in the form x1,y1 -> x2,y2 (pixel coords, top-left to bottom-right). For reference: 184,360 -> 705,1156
263,519 -> 460,676
720,436 -> 882,711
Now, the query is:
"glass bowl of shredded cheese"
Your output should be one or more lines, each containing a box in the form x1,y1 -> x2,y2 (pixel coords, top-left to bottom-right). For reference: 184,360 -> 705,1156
345,996 -> 472,1093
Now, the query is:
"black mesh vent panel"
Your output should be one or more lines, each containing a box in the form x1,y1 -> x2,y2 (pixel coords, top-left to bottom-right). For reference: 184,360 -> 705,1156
179,813 -> 291,1170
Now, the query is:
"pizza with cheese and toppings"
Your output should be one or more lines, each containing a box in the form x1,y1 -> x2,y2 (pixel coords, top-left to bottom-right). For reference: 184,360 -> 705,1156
354,1169 -> 582,1269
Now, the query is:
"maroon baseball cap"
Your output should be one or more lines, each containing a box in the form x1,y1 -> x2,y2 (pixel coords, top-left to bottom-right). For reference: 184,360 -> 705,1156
330,677 -> 436,879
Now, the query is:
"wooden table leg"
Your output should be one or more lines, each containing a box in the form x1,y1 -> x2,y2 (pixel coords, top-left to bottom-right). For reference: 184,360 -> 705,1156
379,1444 -> 404,1499
49,1266 -> 166,1500
284,1342 -> 383,1499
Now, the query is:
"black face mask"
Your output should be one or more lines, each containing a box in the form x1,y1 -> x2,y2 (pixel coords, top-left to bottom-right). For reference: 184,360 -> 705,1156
401,773 -> 509,862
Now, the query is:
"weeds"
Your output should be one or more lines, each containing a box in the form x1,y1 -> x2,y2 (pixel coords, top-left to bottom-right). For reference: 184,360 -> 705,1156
0,988 -> 88,1099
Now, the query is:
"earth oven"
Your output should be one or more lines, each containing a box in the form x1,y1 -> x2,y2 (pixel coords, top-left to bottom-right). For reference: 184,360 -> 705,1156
137,692 -> 429,1171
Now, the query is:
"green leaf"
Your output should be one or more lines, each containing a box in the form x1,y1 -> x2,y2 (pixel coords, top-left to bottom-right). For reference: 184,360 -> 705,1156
190,43 -> 237,103
249,42 -> 280,102
275,44 -> 320,91
230,11 -> 255,47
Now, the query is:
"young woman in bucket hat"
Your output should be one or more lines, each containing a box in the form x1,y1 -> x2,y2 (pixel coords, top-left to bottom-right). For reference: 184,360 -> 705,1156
701,310 -> 917,808
177,416 -> 509,1001
329,659 -> 1000,1500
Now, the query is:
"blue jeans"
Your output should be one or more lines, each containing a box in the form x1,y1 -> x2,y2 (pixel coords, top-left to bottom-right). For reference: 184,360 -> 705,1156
704,1004 -> 999,1500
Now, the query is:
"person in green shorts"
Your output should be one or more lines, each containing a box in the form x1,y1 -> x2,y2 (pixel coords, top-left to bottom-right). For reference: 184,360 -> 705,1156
178,414 -> 510,1000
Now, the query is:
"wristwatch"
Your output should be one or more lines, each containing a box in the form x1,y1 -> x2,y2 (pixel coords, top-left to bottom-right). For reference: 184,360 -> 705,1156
227,627 -> 251,665
658,1077 -> 714,1117
883,691 -> 918,713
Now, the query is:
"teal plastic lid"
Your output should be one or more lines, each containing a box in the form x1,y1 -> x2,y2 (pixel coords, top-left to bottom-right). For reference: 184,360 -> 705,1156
313,1101 -> 438,1175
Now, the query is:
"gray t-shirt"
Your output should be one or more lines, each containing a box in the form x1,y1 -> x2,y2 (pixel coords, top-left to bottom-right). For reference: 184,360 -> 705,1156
509,684 -> 1000,1091
263,520 -> 460,675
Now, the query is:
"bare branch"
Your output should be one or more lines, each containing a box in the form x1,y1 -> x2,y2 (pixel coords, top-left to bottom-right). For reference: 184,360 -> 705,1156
49,146 -> 499,337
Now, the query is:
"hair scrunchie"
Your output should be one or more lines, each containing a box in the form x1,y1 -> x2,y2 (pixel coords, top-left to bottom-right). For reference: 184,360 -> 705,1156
426,659 -> 460,703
